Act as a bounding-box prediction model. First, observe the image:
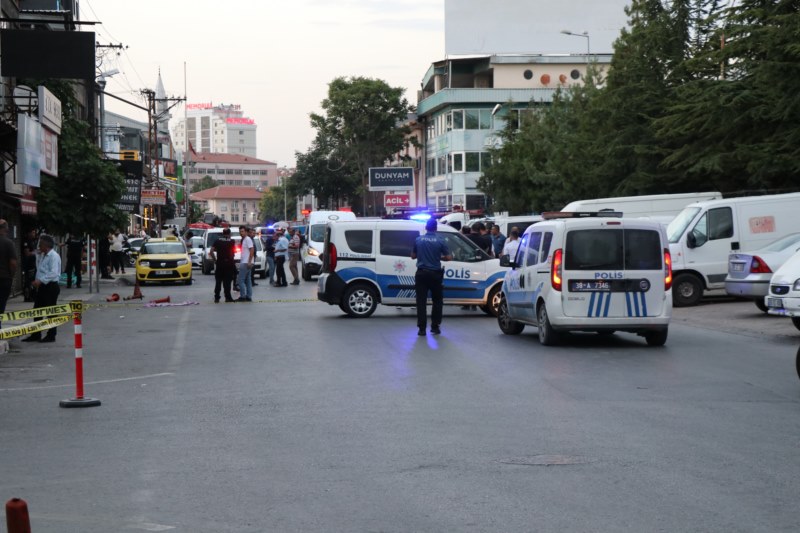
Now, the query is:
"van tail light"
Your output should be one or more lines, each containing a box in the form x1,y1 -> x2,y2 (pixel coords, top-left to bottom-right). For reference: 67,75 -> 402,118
664,248 -> 673,290
551,248 -> 563,291
328,242 -> 337,272
234,246 -> 241,254
750,255 -> 772,274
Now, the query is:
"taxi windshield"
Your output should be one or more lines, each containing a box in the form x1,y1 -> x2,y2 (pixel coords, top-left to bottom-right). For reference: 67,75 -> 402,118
141,243 -> 186,255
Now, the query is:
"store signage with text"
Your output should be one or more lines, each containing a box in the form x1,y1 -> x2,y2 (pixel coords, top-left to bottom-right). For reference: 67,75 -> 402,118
384,194 -> 410,207
140,189 -> 166,206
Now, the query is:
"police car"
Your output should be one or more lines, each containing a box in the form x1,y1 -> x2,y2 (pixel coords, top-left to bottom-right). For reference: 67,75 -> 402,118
317,219 -> 507,318
497,212 -> 672,346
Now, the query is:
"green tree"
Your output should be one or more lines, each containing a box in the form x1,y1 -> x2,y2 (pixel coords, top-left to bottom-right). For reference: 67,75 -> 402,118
310,76 -> 413,216
259,186 -> 287,222
33,80 -> 127,236
190,175 -> 219,193
292,137 -> 359,210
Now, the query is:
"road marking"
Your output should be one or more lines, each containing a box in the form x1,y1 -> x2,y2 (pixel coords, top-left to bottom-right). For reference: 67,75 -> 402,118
0,372 -> 174,392
125,523 -> 176,531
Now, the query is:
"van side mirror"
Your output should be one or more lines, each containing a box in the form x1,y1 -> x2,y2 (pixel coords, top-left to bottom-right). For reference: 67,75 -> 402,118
499,255 -> 514,268
686,233 -> 696,249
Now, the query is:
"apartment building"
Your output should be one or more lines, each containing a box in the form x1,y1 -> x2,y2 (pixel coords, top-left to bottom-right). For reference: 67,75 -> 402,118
172,103 -> 257,157
186,152 -> 278,191
189,185 -> 264,225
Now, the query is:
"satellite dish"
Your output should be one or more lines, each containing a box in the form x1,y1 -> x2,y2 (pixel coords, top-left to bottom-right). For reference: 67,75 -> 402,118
12,85 -> 38,113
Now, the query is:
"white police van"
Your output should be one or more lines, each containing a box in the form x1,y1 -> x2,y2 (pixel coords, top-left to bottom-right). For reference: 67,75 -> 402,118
317,219 -> 508,318
497,212 -> 673,346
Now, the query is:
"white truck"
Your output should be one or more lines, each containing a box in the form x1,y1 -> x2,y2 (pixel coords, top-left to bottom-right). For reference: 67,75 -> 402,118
667,192 -> 800,306
562,192 -> 721,223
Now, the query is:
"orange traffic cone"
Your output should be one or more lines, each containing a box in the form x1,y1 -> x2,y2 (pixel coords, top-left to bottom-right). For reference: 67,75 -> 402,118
106,293 -> 120,302
124,278 -> 143,300
149,296 -> 170,304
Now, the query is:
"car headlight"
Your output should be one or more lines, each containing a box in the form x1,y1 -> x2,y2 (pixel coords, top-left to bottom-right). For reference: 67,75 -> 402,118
793,279 -> 800,291
308,247 -> 320,257
139,261 -> 150,267
177,259 -> 188,266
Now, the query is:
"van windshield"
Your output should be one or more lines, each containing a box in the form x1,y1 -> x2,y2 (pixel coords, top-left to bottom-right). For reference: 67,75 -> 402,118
565,229 -> 662,270
667,207 -> 700,243
310,224 -> 326,243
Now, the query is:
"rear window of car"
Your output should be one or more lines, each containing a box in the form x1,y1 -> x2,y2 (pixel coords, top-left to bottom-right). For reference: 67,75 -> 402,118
565,229 -> 662,271
380,230 -> 419,257
345,230 -> 372,254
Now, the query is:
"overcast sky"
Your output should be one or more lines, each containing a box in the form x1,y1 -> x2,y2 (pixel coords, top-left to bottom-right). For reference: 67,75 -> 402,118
91,0 -> 629,167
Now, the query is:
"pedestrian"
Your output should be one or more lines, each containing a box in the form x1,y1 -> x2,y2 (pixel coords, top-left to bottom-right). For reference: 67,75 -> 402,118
472,222 -> 493,255
502,227 -> 522,262
109,229 -> 126,274
236,226 -> 255,302
288,228 -> 301,285
490,225 -> 506,258
264,230 -> 276,285
98,232 -> 113,279
21,228 -> 37,301
248,227 -> 259,286
0,219 -> 18,329
62,233 -> 85,288
412,218 -> 452,336
210,227 -> 235,303
21,234 -> 61,343
273,229 -> 289,287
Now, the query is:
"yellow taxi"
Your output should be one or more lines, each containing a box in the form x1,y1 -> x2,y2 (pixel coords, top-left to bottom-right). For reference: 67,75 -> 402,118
135,237 -> 193,285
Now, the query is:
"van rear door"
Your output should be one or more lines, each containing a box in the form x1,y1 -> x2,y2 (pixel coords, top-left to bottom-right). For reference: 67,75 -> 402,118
561,222 -> 666,318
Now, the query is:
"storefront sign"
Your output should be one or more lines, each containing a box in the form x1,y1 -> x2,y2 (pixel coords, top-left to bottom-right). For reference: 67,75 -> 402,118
141,189 -> 167,206
368,167 -> 414,191
37,85 -> 62,134
384,194 -> 410,207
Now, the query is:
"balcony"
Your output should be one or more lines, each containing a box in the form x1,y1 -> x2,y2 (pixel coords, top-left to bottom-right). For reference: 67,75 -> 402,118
417,88 -> 557,116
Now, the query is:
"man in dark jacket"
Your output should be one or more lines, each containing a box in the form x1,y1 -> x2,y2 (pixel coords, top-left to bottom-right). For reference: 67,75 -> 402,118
472,222 -> 493,255
63,233 -> 85,288
210,228 -> 235,303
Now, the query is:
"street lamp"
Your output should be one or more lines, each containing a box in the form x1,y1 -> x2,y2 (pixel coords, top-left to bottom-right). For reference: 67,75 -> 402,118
560,29 -> 590,64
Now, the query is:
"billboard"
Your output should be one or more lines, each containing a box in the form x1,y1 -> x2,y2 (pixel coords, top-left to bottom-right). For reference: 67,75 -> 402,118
0,30 -> 95,79
368,167 -> 414,192
141,189 -> 167,206
116,160 -> 143,213
384,194 -> 411,208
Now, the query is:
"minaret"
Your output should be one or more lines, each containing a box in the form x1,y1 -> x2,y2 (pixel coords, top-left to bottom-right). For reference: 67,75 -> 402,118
155,69 -> 171,133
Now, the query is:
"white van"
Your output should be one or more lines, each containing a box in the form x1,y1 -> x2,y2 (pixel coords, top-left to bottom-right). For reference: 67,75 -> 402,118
317,219 -> 507,317
562,192 -> 721,221
301,210 -> 357,281
497,212 -> 672,346
667,192 -> 800,306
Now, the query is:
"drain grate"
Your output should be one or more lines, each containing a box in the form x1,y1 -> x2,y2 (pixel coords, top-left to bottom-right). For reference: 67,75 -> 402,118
499,455 -> 590,466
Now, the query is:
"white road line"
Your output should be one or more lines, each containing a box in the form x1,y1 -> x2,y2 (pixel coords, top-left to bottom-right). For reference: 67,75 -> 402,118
0,372 -> 175,392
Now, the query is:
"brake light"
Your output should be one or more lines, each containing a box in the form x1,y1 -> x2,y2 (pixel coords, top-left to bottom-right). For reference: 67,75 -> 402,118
750,255 -> 772,274
328,242 -> 337,272
234,246 -> 241,254
664,248 -> 672,290
551,248 -> 563,291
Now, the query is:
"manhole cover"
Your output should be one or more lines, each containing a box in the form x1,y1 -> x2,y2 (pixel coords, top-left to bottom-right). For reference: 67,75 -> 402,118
499,455 -> 590,466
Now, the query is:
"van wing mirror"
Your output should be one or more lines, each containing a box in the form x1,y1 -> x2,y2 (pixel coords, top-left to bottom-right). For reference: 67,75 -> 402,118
686,232 -> 697,249
499,255 -> 514,268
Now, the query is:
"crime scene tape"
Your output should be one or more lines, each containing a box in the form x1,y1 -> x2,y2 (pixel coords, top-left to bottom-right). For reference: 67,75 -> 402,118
0,302 -> 82,323
0,316 -> 71,340
85,298 -> 317,309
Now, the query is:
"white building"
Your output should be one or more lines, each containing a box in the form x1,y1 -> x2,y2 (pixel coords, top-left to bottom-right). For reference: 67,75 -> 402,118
172,103 -> 257,157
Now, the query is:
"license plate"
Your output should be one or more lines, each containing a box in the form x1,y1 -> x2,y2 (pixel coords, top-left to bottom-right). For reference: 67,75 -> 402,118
731,263 -> 745,272
155,270 -> 172,275
570,280 -> 611,292
767,297 -> 783,309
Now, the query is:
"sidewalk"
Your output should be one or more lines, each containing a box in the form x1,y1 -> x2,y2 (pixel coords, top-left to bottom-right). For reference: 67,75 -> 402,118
4,272 -> 136,312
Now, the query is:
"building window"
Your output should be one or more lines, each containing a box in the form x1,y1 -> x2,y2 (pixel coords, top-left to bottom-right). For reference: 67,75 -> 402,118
226,169 -> 234,175
232,200 -> 239,210
243,169 -> 251,175
452,110 -> 464,130
259,170 -> 267,175
466,152 -> 480,172
231,214 -> 239,222
465,109 -> 479,129
239,131 -> 244,135
234,169 -> 242,174
220,203 -> 228,212
451,153 -> 464,173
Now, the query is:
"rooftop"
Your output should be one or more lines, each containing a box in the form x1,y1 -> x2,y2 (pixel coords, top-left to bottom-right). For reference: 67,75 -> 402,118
190,186 -> 264,201
187,152 -> 275,165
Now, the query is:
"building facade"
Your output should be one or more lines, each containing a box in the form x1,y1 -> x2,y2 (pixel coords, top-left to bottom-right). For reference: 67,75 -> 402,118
416,54 -> 611,211
186,152 -> 278,191
189,185 -> 264,225
172,103 -> 257,157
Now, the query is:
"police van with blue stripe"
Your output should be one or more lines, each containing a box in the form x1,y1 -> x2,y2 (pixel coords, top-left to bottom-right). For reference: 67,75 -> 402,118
317,219 -> 508,318
497,211 -> 673,346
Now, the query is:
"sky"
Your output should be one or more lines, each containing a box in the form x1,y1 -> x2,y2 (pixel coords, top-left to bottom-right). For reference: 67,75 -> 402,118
90,0 -> 629,168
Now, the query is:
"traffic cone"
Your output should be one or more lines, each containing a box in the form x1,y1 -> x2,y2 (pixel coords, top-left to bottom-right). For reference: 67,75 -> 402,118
106,293 -> 120,302
149,296 -> 170,304
124,278 -> 143,300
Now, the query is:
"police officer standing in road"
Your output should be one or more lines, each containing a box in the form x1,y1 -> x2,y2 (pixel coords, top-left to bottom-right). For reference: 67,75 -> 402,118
210,227 -> 235,303
412,218 -> 452,336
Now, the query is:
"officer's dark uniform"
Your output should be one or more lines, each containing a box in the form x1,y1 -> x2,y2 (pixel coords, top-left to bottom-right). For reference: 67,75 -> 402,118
212,235 -> 236,302
64,235 -> 85,288
412,220 -> 451,335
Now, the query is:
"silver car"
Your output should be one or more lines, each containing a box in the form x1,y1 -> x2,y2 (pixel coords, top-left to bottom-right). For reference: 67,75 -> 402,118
725,232 -> 800,312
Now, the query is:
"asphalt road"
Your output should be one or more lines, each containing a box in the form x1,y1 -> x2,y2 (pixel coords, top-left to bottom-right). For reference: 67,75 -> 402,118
1,273 -> 799,532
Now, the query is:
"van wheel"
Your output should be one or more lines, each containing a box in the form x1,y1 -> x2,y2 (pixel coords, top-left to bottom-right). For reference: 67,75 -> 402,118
754,299 -> 769,313
480,285 -> 502,317
302,264 -> 312,281
791,317 -> 800,331
342,284 -> 378,318
672,273 -> 703,307
497,295 -> 524,335
645,328 -> 668,346
537,303 -> 559,346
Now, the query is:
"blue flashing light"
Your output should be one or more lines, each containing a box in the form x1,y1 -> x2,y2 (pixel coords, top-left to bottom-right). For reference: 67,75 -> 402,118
409,213 -> 432,222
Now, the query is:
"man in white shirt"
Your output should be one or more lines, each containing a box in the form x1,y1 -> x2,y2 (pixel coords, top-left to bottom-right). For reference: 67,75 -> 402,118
22,234 -> 62,343
501,228 -> 521,262
236,226 -> 255,302
272,229 -> 289,287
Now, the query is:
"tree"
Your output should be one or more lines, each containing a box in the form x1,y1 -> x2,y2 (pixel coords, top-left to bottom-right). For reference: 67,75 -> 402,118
310,77 -> 413,216
292,138 -> 359,210
191,175 -> 219,193
33,80 -> 127,236
259,186 -> 287,222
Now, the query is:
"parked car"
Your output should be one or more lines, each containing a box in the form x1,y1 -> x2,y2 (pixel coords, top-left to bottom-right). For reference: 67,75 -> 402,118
188,236 -> 204,269
135,237 -> 192,285
765,249 -> 800,331
126,237 -> 144,266
725,233 -> 800,312
232,235 -> 267,278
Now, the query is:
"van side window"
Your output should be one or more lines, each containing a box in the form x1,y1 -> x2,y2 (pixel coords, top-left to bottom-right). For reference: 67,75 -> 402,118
380,230 -> 419,257
442,233 -> 484,262
541,232 -> 553,262
515,234 -> 529,266
708,207 -> 733,240
345,230 -> 372,254
624,230 -> 662,270
526,232 -> 542,266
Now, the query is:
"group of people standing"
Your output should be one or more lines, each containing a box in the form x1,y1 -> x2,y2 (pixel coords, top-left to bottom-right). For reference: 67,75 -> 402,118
461,222 -> 521,261
209,226 -> 304,303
